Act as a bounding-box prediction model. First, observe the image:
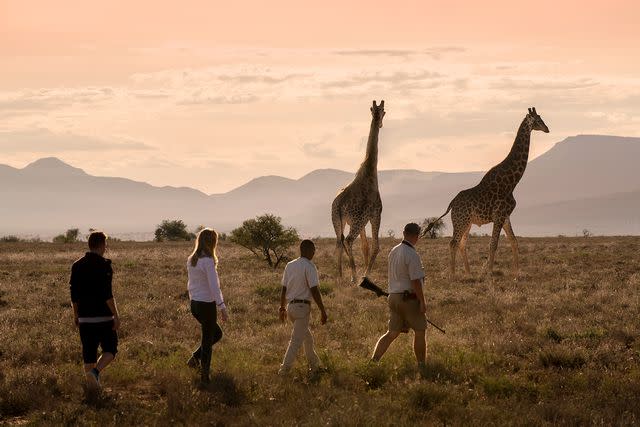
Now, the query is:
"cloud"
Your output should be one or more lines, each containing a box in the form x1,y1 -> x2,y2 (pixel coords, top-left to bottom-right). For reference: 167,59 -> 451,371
490,77 -> 600,91
0,128 -> 155,153
0,87 -> 116,112
301,133 -> 337,158
333,46 -> 465,59
177,93 -> 260,105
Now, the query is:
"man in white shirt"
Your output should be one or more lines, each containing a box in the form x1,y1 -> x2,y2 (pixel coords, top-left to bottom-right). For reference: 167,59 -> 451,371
371,222 -> 428,367
278,239 -> 328,375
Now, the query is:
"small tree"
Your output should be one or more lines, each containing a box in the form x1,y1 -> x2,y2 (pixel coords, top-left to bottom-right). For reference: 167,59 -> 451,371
582,229 -> 592,238
53,228 -> 80,243
155,219 -> 192,242
422,217 -> 446,239
230,214 -> 299,268
387,229 -> 396,239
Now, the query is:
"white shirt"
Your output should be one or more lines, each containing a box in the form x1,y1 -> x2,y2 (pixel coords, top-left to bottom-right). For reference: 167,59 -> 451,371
388,240 -> 425,293
282,257 -> 319,301
187,256 -> 225,308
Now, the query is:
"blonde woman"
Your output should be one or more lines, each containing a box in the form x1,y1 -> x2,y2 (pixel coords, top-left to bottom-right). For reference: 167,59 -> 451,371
186,228 -> 228,383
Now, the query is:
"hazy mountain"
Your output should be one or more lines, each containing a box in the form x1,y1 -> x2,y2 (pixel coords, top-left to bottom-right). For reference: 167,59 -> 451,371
1,135 -> 639,239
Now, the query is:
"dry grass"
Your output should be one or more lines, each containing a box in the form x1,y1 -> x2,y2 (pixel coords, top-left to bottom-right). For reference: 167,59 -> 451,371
1,236 -> 639,425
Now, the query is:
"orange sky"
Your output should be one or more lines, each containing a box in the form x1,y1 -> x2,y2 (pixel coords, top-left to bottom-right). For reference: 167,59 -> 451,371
1,0 -> 639,192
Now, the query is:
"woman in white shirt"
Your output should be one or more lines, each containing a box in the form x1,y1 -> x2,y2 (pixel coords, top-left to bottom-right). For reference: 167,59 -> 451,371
186,228 -> 228,383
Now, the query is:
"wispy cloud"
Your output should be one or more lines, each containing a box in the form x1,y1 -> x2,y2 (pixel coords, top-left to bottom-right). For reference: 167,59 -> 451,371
0,128 -> 155,153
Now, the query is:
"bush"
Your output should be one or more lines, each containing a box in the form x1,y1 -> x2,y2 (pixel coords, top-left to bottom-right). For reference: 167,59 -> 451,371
154,220 -> 193,242
52,228 -> 79,243
229,214 -> 299,268
0,235 -> 21,243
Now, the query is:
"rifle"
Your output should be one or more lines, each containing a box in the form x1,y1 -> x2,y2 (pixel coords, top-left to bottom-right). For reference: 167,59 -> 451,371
358,277 -> 446,334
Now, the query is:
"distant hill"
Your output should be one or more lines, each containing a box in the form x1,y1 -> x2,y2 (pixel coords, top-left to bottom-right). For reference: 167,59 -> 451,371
1,135 -> 639,239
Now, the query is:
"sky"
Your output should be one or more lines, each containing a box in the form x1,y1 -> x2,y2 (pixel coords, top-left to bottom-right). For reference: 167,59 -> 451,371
1,0 -> 639,193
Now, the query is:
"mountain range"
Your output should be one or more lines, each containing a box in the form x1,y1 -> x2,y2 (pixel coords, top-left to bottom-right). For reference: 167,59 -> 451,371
1,134 -> 639,239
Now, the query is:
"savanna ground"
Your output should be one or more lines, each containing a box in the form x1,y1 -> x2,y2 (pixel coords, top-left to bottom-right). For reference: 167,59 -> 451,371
1,236 -> 639,426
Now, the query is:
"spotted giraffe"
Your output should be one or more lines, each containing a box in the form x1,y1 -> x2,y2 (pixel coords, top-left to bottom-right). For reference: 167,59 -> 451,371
424,107 -> 549,277
331,100 -> 385,283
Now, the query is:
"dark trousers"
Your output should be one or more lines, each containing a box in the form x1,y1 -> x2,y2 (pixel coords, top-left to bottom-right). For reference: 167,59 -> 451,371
190,300 -> 223,378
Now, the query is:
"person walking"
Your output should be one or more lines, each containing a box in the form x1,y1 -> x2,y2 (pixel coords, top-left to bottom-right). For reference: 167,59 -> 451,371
186,228 -> 228,384
278,239 -> 327,376
70,231 -> 120,391
371,223 -> 428,368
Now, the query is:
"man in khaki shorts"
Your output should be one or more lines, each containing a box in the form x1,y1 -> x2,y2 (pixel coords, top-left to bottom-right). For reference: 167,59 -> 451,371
371,222 -> 428,367
278,239 -> 328,375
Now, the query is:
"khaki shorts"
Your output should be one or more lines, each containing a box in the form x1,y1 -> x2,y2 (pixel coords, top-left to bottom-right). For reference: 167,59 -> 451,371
388,293 -> 427,332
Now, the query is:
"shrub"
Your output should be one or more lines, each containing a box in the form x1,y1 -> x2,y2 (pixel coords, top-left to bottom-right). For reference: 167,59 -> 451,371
52,228 -> 79,243
0,235 -> 21,243
154,220 -> 193,242
408,383 -> 448,410
229,214 -> 299,268
539,348 -> 586,369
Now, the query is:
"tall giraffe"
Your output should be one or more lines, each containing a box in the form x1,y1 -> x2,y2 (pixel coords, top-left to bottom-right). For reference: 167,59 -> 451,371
331,100 -> 385,283
425,107 -> 549,277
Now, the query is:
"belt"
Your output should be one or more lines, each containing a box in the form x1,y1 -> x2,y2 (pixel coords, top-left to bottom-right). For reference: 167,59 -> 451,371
290,299 -> 311,305
390,291 -> 418,300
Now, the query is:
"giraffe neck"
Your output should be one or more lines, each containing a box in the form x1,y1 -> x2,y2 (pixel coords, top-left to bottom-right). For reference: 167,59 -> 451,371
503,117 -> 533,183
355,118 -> 380,181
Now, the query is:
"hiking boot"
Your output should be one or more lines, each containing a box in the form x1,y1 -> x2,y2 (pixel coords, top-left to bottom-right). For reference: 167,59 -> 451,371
187,355 -> 200,370
86,368 -> 100,390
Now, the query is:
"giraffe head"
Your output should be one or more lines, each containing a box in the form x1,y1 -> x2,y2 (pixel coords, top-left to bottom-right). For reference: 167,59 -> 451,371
371,100 -> 386,128
527,107 -> 549,133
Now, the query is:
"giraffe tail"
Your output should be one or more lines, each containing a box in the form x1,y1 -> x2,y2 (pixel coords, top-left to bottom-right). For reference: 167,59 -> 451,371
422,202 -> 453,236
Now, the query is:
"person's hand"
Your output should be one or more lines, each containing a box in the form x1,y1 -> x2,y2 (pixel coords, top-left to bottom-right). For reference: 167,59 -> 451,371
220,308 -> 229,322
419,301 -> 427,314
112,315 -> 121,331
320,309 -> 328,325
279,306 -> 287,323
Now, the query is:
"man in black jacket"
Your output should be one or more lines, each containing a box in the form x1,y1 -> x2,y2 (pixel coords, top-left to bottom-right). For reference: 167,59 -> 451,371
70,231 -> 120,390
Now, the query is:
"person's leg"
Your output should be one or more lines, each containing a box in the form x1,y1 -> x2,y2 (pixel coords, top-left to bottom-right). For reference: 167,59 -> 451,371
196,302 -> 217,382
372,330 -> 400,361
79,323 -> 101,389
280,304 -> 306,374
413,329 -> 427,366
190,301 -> 203,363
301,307 -> 321,370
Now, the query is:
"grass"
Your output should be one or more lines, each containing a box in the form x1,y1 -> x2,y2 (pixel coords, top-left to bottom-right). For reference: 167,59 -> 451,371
0,236 -> 639,425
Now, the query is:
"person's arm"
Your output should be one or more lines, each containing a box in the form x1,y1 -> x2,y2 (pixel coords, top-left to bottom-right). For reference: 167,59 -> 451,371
310,287 -> 327,325
279,286 -> 287,322
408,253 -> 427,313
411,279 -> 426,313
204,258 -> 228,321
69,264 -> 79,328
307,264 -> 327,324
106,298 -> 120,330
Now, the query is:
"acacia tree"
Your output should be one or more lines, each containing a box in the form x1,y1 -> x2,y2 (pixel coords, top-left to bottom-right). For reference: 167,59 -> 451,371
230,214 -> 299,268
155,219 -> 193,242
422,217 -> 446,239
53,228 -> 80,243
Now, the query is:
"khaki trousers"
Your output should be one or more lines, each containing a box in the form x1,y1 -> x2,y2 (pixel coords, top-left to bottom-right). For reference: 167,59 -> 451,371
280,302 -> 320,371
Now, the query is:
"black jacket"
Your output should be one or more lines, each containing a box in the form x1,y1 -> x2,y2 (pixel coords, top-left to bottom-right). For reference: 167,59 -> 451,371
69,252 -> 114,318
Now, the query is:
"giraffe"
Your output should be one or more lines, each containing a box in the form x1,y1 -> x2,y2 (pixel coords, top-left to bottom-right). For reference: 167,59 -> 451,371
424,107 -> 549,278
331,100 -> 385,283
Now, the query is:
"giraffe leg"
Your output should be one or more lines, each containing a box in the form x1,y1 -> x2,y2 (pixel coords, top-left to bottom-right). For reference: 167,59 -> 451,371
449,211 -> 470,279
366,212 -> 382,277
344,218 -> 368,284
503,217 -> 519,278
459,223 -> 472,276
360,228 -> 370,273
331,204 -> 346,282
486,219 -> 506,277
